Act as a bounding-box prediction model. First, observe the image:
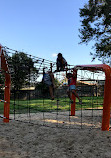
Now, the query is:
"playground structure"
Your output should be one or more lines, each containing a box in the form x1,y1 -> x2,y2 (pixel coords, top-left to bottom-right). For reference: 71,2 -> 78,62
0,45 -> 11,122
0,45 -> 111,130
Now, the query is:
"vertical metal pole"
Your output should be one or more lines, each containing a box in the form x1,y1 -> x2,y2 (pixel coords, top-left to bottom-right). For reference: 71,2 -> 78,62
4,78 -> 10,122
71,69 -> 77,116
0,46 -> 11,122
102,68 -> 111,130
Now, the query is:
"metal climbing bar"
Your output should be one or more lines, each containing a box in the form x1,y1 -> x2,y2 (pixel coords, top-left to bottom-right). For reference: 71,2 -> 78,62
74,64 -> 111,131
0,44 -> 11,122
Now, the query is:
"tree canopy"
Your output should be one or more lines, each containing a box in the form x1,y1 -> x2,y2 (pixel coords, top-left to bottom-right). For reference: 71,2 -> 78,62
79,0 -> 111,64
9,52 -> 37,90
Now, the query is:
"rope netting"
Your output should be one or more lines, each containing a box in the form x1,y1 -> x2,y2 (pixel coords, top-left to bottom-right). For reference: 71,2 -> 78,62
0,45 -> 109,130
0,69 -> 6,118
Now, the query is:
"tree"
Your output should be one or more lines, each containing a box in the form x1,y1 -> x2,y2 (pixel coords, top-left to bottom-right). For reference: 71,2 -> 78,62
79,0 -> 111,64
9,52 -> 37,90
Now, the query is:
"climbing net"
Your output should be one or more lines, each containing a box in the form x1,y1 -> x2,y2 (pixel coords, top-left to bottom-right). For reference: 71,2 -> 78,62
0,45 -> 110,130
0,62 -> 6,118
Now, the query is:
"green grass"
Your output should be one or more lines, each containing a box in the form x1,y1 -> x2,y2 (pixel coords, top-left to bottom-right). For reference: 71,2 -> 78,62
0,102 -> 4,113
9,98 -> 71,113
0,96 -> 103,114
76,96 -> 103,110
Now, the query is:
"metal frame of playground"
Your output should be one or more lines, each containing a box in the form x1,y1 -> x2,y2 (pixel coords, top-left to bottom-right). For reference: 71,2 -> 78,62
0,44 -> 111,131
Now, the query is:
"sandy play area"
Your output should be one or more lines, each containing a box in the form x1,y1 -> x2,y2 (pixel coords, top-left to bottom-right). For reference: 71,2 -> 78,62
0,119 -> 111,158
0,110 -> 111,158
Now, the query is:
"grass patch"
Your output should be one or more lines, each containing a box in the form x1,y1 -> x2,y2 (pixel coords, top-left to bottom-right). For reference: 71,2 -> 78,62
0,96 -> 103,114
9,98 -> 71,113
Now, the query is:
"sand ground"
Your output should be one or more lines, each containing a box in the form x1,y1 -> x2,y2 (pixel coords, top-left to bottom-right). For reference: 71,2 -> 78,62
0,110 -> 111,158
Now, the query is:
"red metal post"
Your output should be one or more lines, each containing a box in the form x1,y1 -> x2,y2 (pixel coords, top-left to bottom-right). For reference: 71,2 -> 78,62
71,95 -> 76,116
0,45 -> 11,122
75,64 -> 111,131
101,65 -> 111,131
71,69 -> 77,116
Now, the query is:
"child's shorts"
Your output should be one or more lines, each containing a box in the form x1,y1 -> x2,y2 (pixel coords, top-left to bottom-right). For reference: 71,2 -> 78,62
69,85 -> 76,90
44,80 -> 52,86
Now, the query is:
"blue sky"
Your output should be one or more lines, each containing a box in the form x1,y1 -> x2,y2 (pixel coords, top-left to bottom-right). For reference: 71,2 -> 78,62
0,0 -> 102,66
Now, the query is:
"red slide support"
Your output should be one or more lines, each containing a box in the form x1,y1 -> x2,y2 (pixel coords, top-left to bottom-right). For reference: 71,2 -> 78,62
71,64 -> 111,131
0,45 -> 11,122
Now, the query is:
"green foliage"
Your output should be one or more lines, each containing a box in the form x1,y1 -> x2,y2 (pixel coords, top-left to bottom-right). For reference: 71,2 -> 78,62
35,81 -> 49,94
79,0 -> 111,63
9,52 -> 37,90
54,78 -> 61,87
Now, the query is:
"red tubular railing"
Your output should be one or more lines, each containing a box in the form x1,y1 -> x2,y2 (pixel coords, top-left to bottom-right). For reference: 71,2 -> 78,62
71,64 -> 111,131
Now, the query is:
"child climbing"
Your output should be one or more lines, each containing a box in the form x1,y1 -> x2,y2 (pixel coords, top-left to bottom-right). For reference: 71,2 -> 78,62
42,69 -> 55,100
56,53 -> 67,71
66,72 -> 82,104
